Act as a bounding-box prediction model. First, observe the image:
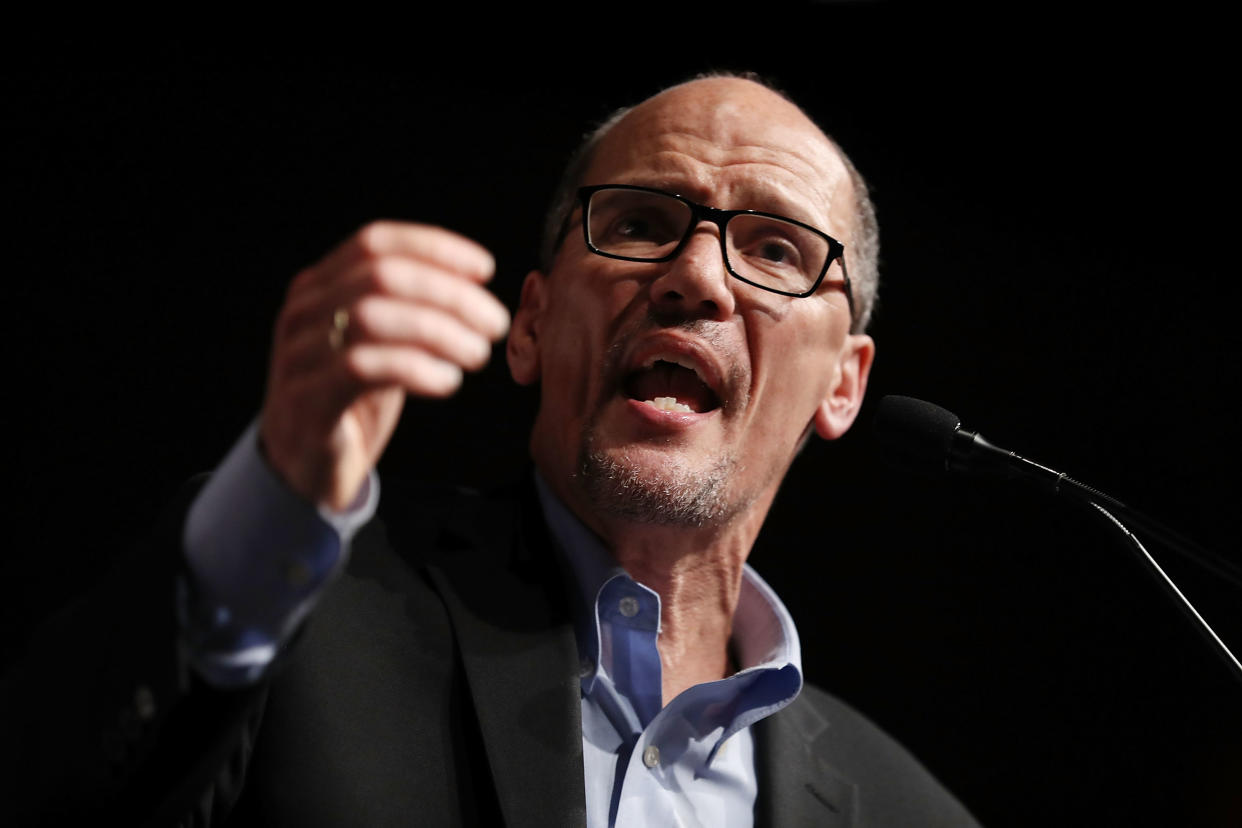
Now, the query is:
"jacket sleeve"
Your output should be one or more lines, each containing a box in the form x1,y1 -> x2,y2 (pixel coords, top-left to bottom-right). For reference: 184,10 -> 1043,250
0,444 -> 371,827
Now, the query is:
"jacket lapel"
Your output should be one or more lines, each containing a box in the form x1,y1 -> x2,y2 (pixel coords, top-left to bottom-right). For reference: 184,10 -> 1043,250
417,480 -> 860,828
754,692 -> 857,827
425,483 -> 587,828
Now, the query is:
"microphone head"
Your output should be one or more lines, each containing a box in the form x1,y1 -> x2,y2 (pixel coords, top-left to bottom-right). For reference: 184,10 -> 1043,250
872,395 -> 962,475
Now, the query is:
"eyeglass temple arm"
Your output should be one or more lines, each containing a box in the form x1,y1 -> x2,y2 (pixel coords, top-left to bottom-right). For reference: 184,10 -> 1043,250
838,254 -> 857,323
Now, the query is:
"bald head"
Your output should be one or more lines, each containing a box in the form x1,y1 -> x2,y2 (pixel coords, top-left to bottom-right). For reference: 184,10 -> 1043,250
541,75 -> 879,332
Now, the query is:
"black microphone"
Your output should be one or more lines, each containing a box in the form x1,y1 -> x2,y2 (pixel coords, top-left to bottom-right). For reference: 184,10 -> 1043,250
871,394 -> 1242,682
872,394 -> 1093,497
872,393 -> 1202,544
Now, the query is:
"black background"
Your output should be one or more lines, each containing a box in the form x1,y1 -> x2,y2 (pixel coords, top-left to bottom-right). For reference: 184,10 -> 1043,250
8,10 -> 1241,826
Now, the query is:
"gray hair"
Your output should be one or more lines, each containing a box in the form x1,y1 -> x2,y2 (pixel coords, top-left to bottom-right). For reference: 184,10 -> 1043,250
538,73 -> 880,333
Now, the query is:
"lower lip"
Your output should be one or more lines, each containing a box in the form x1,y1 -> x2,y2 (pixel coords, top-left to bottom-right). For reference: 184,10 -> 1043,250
623,398 -> 718,429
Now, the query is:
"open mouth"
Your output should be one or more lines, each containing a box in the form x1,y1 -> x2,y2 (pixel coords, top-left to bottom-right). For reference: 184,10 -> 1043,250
622,356 -> 722,414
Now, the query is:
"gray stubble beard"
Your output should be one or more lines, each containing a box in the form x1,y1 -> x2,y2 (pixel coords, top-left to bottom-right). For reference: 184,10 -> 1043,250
578,431 -> 746,529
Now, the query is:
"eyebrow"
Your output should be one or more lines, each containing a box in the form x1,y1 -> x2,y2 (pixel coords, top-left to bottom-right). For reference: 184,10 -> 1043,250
608,178 -> 827,230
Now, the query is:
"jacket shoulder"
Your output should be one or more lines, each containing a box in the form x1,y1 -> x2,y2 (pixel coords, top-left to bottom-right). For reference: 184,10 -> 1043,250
757,682 -> 981,827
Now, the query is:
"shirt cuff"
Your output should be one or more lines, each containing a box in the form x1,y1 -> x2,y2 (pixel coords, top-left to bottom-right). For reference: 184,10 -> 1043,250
181,421 -> 379,686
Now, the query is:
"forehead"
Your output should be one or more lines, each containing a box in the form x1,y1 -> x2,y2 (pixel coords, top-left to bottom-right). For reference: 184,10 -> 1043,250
582,79 -> 854,236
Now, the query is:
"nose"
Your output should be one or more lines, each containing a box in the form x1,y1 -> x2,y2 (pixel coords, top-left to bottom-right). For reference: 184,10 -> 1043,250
647,225 -> 736,320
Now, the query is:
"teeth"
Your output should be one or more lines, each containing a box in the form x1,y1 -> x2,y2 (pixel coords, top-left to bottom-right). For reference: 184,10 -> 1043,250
644,396 -> 692,413
641,354 -> 705,383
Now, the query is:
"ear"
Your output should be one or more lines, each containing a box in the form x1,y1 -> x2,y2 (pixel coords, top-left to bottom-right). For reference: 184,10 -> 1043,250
506,269 -> 547,386
813,333 -> 875,440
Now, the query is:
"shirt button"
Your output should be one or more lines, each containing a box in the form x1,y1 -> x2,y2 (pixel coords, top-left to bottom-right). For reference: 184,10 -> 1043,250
642,745 -> 660,768
618,596 -> 640,618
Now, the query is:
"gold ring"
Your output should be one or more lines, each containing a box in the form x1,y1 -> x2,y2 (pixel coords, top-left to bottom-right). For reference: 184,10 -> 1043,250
328,307 -> 349,351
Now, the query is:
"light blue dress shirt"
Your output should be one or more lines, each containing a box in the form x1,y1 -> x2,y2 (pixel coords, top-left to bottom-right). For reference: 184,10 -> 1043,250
183,426 -> 804,827
533,474 -> 804,828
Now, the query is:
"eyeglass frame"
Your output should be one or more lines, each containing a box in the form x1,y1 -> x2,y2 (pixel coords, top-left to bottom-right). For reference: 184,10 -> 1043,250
560,184 -> 855,319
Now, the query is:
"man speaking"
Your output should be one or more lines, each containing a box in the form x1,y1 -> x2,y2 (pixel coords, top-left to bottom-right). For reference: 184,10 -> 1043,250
23,75 -> 980,826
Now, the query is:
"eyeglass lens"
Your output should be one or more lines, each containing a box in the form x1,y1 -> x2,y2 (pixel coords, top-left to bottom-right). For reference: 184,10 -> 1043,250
585,188 -> 831,294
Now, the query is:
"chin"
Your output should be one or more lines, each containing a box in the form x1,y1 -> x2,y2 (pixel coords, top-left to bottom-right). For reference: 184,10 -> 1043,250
577,438 -> 744,529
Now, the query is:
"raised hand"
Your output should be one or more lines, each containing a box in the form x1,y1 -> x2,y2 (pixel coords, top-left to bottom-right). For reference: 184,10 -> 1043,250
259,222 -> 510,510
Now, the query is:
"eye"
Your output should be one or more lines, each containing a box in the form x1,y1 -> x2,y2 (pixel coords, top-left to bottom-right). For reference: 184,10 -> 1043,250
744,235 -> 804,271
616,215 -> 656,239
756,239 -> 800,266
596,206 -> 682,250
612,209 -> 679,242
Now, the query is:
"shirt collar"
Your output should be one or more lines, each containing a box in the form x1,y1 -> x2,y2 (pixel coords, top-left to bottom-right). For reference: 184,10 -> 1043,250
532,470 -> 802,689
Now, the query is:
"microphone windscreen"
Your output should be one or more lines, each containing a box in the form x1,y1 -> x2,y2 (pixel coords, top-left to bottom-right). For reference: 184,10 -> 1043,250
872,395 -> 961,474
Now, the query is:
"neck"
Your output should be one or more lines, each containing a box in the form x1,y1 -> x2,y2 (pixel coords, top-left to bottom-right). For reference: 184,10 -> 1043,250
595,499 -> 773,705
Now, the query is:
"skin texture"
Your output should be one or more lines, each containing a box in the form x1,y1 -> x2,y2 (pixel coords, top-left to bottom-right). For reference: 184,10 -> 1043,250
507,78 -> 874,702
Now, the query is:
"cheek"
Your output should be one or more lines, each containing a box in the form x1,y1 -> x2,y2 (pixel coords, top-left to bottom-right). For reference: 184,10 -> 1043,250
544,273 -> 644,367
537,288 -> 614,417
746,313 -> 844,423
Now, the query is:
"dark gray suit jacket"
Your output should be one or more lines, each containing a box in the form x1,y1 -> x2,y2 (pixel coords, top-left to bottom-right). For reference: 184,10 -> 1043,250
7,478 -> 979,827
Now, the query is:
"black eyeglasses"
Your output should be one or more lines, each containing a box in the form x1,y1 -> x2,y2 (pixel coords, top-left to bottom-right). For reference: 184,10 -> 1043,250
564,184 -> 854,317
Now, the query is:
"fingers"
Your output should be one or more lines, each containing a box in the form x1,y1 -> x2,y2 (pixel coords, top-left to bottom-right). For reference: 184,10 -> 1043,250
277,347 -> 464,433
300,220 -> 497,291
349,297 -> 494,370
274,259 -> 510,399
261,221 -> 508,507
280,254 -> 509,349
275,298 -> 493,389
275,221 -> 510,360
340,346 -> 465,399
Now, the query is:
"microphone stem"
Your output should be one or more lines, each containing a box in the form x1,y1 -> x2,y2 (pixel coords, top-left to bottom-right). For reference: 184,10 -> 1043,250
959,427 -> 1242,589
1059,478 -> 1242,590
1089,502 -> 1242,685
